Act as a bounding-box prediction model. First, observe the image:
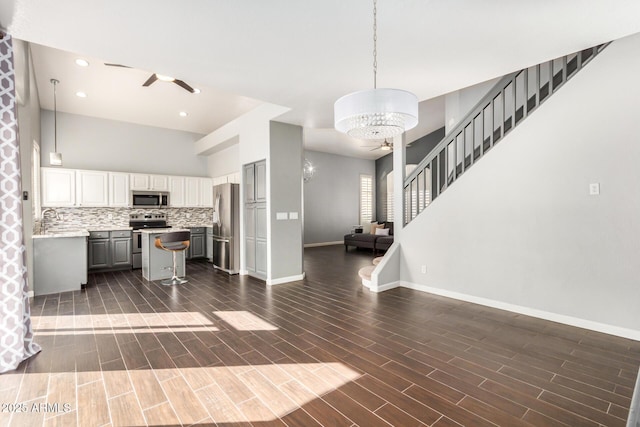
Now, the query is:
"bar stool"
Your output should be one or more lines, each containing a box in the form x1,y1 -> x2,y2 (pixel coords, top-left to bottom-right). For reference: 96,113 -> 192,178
154,231 -> 190,286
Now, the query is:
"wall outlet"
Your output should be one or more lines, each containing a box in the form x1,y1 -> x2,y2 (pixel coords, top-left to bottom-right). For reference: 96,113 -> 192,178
59,214 -> 64,220
421,265 -> 427,274
589,183 -> 600,195
108,213 -> 113,220
186,213 -> 191,218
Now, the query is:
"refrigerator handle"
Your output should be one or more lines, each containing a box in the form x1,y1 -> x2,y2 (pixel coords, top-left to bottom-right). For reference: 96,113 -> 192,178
214,193 -> 221,228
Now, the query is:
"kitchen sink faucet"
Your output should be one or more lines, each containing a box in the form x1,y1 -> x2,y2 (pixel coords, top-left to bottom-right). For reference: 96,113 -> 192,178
41,208 -> 60,234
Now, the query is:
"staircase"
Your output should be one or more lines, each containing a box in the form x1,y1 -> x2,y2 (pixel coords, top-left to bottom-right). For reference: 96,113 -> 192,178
403,43 -> 609,225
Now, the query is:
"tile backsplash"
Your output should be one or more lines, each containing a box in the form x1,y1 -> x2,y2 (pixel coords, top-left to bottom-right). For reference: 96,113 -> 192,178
35,207 -> 213,233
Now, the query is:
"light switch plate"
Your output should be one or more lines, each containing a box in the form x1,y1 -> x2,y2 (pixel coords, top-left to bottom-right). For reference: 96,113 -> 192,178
589,183 -> 600,195
289,212 -> 298,220
276,212 -> 288,220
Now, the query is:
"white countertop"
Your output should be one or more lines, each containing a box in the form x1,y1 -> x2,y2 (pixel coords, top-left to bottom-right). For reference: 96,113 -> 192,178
140,228 -> 190,234
33,230 -> 90,239
88,226 -> 133,231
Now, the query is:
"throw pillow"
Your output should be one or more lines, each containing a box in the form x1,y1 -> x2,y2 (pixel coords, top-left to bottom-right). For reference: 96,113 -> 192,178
370,223 -> 383,234
375,228 -> 390,236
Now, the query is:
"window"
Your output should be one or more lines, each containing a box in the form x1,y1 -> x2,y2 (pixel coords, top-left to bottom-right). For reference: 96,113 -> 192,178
386,165 -> 417,222
359,174 -> 373,227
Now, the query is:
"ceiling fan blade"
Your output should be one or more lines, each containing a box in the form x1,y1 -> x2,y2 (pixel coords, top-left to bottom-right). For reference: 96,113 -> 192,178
104,63 -> 132,68
369,146 -> 381,151
142,74 -> 158,87
174,79 -> 195,93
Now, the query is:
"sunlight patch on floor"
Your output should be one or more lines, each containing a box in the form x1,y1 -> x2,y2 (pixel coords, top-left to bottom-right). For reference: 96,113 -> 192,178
31,312 -> 219,336
212,311 -> 278,331
8,363 -> 362,425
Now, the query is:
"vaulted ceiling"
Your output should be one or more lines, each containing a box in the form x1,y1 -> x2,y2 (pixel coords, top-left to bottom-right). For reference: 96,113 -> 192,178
2,0 -> 640,159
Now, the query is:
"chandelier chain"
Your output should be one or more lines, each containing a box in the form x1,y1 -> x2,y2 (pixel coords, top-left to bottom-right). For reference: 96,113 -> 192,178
373,0 -> 377,89
51,79 -> 58,152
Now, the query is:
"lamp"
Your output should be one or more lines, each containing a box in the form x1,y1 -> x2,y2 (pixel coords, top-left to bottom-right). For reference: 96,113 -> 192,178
303,158 -> 315,183
334,0 -> 418,140
49,79 -> 62,166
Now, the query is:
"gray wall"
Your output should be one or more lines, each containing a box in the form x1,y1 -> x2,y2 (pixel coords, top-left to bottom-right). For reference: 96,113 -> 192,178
269,121 -> 304,280
304,150 -> 375,245
399,33 -> 640,334
375,127 -> 445,221
40,110 -> 207,176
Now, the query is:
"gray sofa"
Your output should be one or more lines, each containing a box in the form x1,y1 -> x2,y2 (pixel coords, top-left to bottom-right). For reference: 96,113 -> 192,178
344,222 -> 394,253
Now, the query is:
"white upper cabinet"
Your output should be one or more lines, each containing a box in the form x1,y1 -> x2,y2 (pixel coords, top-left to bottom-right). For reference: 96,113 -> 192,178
150,175 -> 169,191
41,167 -> 210,208
130,174 -> 169,191
169,176 -> 185,207
109,172 -> 130,207
199,178 -> 213,207
185,177 -> 200,207
130,173 -> 150,191
76,170 -> 109,207
184,177 -> 213,207
41,168 -> 76,207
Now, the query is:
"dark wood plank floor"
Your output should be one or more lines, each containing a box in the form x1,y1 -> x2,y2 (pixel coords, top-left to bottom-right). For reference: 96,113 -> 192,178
2,245 -> 639,426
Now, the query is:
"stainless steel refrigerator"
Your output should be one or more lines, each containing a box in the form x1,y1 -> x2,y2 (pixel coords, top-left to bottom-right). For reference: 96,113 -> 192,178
212,183 -> 240,274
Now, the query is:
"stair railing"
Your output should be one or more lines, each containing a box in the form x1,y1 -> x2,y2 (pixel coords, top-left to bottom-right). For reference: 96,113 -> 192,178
403,43 -> 609,226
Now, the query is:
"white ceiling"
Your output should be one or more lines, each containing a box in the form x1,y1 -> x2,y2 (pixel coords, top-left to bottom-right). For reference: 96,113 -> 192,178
3,0 -> 640,160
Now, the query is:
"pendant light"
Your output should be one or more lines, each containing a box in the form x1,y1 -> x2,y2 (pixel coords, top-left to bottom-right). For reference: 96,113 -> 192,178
49,78 -> 63,166
334,0 -> 418,140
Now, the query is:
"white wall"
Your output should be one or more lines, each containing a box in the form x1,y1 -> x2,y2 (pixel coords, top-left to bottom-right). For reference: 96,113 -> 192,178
40,111 -> 207,176
303,150 -> 375,245
207,144 -> 239,178
15,40 -> 40,293
399,33 -> 640,337
445,77 -> 500,134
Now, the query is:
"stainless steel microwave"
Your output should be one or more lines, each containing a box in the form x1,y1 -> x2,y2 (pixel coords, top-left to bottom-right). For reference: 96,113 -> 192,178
131,191 -> 170,208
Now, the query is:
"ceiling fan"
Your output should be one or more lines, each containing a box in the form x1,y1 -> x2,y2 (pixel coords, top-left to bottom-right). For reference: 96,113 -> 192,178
362,139 -> 411,151
104,63 -> 196,93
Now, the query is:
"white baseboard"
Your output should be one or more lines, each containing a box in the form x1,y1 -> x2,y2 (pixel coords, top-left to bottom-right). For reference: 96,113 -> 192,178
239,270 -> 249,276
304,241 -> 343,248
267,272 -> 306,286
400,281 -> 640,341
27,291 -> 34,298
370,281 -> 400,293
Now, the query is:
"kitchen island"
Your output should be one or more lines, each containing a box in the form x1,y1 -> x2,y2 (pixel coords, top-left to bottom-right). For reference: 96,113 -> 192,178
141,229 -> 189,281
33,230 -> 89,296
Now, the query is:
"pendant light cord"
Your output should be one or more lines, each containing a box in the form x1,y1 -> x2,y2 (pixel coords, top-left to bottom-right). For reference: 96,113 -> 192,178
373,0 -> 377,89
51,79 -> 58,152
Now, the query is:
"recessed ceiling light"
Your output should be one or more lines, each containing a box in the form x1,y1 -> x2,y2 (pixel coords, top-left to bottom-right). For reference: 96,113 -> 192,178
156,74 -> 175,82
193,88 -> 201,94
76,91 -> 87,98
75,59 -> 89,67
179,111 -> 188,117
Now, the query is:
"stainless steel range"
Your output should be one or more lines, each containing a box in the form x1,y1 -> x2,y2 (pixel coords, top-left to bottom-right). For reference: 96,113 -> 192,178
129,213 -> 171,269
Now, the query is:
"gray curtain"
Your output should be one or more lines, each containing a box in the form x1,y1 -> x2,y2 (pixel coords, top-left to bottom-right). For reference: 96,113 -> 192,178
0,33 -> 40,373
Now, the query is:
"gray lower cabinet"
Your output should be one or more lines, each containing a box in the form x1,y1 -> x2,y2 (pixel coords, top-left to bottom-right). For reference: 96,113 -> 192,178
88,232 -> 110,270
88,230 -> 132,271
111,235 -> 133,267
206,227 -> 213,262
187,227 -> 206,259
